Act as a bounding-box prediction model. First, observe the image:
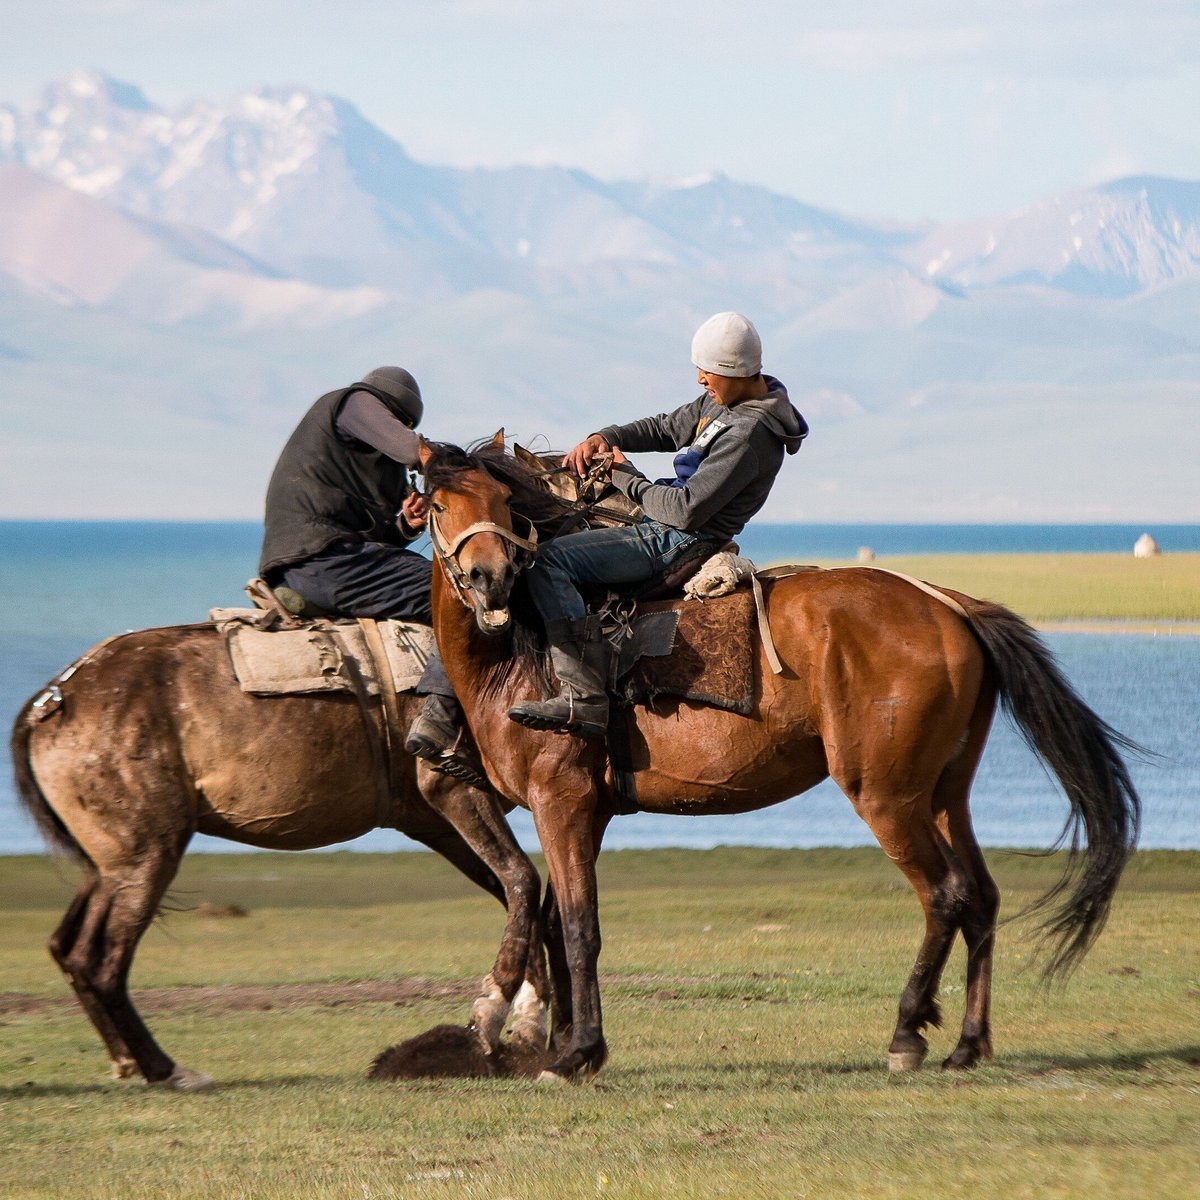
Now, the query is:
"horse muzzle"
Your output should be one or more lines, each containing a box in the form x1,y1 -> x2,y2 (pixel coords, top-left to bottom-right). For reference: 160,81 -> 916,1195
475,606 -> 512,636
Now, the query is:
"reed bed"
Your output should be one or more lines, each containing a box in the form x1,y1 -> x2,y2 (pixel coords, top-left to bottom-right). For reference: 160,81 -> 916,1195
805,552 -> 1200,623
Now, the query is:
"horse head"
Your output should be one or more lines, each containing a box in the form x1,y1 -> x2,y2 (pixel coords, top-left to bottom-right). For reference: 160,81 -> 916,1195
418,431 -> 534,636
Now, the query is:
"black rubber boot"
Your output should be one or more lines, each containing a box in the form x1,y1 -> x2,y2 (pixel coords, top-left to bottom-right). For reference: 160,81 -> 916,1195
508,618 -> 609,738
404,694 -> 489,790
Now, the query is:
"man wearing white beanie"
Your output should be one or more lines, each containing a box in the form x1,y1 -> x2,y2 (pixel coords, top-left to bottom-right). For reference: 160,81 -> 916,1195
509,312 -> 808,738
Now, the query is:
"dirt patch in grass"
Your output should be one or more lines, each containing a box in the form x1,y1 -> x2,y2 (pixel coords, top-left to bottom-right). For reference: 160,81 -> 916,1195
0,972 -> 725,1020
0,977 -> 477,1018
369,1024 -> 555,1080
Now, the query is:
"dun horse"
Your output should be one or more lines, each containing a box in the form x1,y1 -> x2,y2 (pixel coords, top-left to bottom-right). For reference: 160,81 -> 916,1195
418,435 -> 1140,1081
11,621 -> 545,1089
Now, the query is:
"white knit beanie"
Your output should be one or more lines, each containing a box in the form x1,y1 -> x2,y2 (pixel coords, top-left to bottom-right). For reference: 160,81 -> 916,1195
690,312 -> 762,378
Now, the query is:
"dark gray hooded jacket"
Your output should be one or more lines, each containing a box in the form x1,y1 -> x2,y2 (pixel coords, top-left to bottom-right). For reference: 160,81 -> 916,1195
595,376 -> 808,540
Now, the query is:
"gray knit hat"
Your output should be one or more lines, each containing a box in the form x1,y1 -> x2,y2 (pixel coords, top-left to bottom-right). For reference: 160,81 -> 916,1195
691,312 -> 762,378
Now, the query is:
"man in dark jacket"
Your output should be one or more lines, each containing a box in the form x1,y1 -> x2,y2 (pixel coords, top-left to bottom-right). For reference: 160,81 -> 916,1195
509,314 -> 808,738
259,366 -> 484,787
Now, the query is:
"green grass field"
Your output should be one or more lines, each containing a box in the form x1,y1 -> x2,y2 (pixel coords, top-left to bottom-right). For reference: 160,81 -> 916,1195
799,552 -> 1200,623
2,848 -> 1197,1199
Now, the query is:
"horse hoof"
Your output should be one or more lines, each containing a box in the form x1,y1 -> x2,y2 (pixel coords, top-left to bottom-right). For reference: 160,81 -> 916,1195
536,1068 -> 570,1085
150,1065 -> 215,1092
941,1055 -> 976,1071
888,1050 -> 926,1073
941,1047 -> 983,1071
508,981 -> 548,1051
110,1057 -> 139,1080
469,973 -> 511,1052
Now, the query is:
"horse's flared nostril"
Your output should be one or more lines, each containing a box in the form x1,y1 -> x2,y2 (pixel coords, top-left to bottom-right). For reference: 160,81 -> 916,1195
469,560 -> 515,603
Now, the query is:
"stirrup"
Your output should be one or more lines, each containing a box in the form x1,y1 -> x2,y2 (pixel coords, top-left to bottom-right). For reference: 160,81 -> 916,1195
406,717 -> 490,790
426,750 -> 490,790
508,693 -> 607,739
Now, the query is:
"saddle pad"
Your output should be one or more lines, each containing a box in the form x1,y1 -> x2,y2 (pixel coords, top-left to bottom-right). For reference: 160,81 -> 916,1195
214,612 -> 433,697
619,587 -> 756,715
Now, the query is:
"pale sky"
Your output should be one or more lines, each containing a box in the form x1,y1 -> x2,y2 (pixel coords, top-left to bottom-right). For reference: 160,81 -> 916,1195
3,0 -> 1198,222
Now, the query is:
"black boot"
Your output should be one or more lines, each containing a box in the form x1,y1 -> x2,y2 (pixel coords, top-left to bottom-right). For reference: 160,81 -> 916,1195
508,618 -> 609,738
404,694 -> 489,790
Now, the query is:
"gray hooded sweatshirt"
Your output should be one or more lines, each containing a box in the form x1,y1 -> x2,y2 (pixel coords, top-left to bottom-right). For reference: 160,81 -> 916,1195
595,376 -> 808,540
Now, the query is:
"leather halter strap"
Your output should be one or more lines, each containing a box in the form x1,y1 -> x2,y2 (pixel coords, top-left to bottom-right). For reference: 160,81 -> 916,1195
427,508 -> 538,608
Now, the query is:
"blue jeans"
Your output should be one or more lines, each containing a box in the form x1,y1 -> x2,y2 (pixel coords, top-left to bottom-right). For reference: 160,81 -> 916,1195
523,520 -> 714,624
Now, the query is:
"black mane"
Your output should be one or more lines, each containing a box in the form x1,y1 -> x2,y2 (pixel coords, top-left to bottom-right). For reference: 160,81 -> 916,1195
421,439 -> 583,538
418,441 -> 477,491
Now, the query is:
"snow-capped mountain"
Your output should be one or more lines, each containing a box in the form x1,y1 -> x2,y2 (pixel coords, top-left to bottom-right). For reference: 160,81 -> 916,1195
5,71 -> 1199,302
905,177 -> 1200,298
0,164 -> 387,325
1,70 -> 1198,522
0,70 -> 914,292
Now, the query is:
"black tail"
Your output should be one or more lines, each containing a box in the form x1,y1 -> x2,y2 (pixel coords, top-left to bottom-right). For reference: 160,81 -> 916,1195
961,598 -> 1140,978
10,698 -> 87,862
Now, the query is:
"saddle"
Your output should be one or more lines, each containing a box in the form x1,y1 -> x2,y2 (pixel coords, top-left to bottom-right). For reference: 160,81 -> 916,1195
212,579 -> 437,827
613,587 -> 758,715
212,582 -> 432,699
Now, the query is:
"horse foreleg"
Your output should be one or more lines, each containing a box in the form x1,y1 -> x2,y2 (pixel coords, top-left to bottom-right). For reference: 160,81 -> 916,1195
540,882 -> 573,1050
409,768 -> 546,1053
531,790 -> 610,1081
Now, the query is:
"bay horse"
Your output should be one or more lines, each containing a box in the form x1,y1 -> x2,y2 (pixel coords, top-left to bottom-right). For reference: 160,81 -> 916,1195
416,434 -> 1140,1081
10,620 -> 546,1090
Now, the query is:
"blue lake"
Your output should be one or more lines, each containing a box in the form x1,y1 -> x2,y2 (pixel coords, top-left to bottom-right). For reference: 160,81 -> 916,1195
1,521 -> 1197,854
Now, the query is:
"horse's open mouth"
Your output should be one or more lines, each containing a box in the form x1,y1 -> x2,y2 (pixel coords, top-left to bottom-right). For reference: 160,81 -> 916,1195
477,608 -> 511,634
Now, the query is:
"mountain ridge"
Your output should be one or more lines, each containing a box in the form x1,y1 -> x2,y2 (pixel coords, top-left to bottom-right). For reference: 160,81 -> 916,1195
0,70 -> 1196,522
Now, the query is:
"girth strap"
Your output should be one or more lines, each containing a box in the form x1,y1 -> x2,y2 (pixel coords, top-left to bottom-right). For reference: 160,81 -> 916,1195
355,618 -> 405,828
751,572 -> 785,675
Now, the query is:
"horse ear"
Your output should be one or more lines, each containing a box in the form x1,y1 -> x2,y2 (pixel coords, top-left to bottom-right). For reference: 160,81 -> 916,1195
417,437 -> 434,469
491,428 -> 505,449
513,443 -> 537,467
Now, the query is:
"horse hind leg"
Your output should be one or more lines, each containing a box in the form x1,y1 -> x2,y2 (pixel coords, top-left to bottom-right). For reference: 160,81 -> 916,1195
49,869 -> 138,1079
55,846 -> 211,1090
939,840 -> 998,1071
934,740 -> 1000,1070
887,834 -> 969,1072
848,789 -> 969,1072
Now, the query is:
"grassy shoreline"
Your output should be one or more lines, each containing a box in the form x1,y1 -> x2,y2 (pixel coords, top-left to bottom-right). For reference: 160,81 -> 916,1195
798,552 -> 1200,623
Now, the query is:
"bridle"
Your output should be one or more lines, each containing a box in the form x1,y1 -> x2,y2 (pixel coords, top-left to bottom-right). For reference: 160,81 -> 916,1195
426,501 -> 539,610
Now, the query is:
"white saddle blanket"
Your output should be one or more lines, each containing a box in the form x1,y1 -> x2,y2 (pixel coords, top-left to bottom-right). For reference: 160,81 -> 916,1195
209,609 -> 433,697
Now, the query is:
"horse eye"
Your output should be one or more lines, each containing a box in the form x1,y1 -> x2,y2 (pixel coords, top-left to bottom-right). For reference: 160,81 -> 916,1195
431,502 -> 447,514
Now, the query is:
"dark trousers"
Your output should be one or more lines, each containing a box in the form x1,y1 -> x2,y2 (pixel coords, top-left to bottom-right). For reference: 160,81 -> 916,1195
274,539 -> 453,697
